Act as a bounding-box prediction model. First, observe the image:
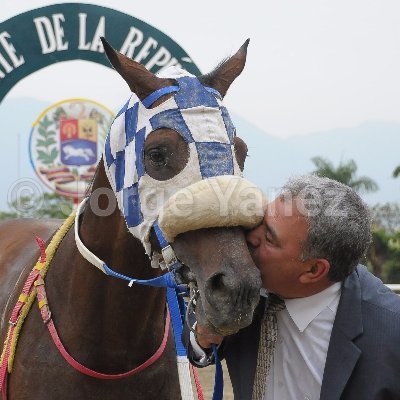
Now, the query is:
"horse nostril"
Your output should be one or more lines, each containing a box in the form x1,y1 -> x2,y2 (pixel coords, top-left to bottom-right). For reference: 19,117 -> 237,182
204,267 -> 261,311
205,271 -> 238,306
209,273 -> 226,292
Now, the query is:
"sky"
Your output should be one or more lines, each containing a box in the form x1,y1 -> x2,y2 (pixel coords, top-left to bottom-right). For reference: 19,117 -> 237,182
2,0 -> 400,138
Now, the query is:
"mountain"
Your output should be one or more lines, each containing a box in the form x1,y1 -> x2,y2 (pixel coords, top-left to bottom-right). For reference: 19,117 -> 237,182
0,97 -> 399,212
233,116 -> 400,205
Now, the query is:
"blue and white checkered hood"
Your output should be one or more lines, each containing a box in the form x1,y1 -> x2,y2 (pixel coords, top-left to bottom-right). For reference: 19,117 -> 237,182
104,66 -> 242,254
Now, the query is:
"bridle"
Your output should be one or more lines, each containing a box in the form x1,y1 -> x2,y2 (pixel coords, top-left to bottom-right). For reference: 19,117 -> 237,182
75,197 -> 189,291
74,195 -> 225,400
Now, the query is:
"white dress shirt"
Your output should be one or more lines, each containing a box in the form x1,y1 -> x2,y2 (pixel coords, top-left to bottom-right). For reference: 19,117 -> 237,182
263,282 -> 341,400
190,283 -> 341,400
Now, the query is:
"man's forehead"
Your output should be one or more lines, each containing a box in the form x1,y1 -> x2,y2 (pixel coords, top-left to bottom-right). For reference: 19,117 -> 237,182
266,196 -> 304,218
264,202 -> 308,247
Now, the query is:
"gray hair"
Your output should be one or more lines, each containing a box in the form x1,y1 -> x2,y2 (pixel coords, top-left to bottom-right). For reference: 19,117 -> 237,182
281,175 -> 372,281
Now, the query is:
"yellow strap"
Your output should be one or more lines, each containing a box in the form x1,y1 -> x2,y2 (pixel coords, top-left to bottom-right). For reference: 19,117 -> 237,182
18,294 -> 28,303
38,299 -> 48,309
34,278 -> 45,286
1,212 -> 76,373
34,262 -> 45,271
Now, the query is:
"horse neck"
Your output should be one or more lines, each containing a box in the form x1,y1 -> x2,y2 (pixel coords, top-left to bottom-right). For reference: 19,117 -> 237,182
47,161 -> 167,369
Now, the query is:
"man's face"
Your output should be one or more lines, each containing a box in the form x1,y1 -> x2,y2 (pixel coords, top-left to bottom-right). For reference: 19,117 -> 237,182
246,196 -> 310,298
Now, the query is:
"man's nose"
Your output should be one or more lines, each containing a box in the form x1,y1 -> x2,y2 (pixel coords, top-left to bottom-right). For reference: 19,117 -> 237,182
245,228 -> 261,249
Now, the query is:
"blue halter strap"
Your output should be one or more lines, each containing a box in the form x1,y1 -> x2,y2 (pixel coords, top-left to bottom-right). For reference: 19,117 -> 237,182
152,222 -> 224,400
141,84 -> 221,108
96,212 -> 224,400
142,86 -> 180,108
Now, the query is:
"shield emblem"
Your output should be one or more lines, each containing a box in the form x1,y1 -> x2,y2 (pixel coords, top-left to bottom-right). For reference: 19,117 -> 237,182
60,118 -> 97,166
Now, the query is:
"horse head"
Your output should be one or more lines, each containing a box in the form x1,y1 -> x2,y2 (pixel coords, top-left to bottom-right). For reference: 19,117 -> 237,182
100,38 -> 264,336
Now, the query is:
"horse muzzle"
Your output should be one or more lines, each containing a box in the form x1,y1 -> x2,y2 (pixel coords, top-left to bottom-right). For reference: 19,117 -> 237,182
199,262 -> 261,335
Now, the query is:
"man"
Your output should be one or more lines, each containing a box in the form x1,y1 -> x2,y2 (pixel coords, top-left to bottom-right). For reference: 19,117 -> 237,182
187,175 -> 400,400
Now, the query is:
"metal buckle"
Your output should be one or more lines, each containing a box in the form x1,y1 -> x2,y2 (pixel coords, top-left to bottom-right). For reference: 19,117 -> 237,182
161,245 -> 179,270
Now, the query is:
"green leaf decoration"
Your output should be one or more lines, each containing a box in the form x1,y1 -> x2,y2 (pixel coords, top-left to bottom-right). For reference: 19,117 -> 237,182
36,139 -> 47,147
52,107 -> 67,122
37,150 -> 53,165
42,115 -> 52,128
37,149 -> 48,158
37,138 -> 56,147
38,127 -> 48,138
49,147 -> 58,161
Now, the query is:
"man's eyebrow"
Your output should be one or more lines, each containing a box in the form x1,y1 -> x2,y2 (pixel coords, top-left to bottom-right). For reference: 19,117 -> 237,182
265,223 -> 279,243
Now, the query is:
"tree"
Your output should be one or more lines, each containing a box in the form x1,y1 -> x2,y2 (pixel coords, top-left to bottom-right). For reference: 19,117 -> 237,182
370,203 -> 400,234
0,192 -> 72,221
393,165 -> 400,178
311,157 -> 379,193
368,203 -> 400,281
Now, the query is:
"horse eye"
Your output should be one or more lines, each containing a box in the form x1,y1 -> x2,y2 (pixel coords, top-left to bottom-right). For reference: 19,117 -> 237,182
148,149 -> 167,167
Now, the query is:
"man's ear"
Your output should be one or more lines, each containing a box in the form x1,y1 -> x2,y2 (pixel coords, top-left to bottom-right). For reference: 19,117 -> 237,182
299,259 -> 331,284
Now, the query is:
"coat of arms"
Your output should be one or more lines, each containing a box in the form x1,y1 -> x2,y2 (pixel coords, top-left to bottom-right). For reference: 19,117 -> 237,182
29,99 -> 114,198
60,119 -> 97,166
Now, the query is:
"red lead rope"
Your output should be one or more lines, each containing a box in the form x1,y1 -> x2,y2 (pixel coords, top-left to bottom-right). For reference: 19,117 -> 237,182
31,238 -> 172,380
44,305 -> 171,380
1,235 -> 203,398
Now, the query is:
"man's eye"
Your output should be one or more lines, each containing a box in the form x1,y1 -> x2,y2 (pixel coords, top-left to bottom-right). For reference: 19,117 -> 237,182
148,150 -> 167,167
265,235 -> 273,244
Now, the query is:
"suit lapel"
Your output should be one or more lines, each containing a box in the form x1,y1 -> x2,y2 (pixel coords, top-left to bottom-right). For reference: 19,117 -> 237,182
224,297 -> 264,400
320,268 -> 363,400
241,298 -> 264,400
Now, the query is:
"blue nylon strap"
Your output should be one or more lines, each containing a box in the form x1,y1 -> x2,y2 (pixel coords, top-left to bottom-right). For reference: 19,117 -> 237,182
152,222 -> 169,248
153,223 -> 182,271
166,287 -> 187,357
142,86 -> 180,108
141,84 -> 220,109
212,344 -> 224,400
103,263 -> 177,288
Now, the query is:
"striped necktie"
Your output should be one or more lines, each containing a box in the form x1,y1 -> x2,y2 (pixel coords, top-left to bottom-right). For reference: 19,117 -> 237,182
252,293 -> 286,400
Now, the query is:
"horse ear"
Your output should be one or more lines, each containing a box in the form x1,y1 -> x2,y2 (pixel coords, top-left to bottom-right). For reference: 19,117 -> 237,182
100,37 -> 171,100
199,39 -> 249,98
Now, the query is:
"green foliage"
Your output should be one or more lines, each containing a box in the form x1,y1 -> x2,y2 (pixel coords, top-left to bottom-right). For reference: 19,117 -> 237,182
37,138 -> 56,147
367,203 -> 400,282
382,230 -> 400,282
0,210 -> 18,220
393,165 -> 400,178
0,192 -> 72,221
370,203 -> 400,234
36,116 -> 58,167
311,156 -> 378,193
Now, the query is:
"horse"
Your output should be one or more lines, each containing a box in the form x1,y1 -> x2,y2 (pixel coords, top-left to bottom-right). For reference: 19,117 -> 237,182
0,38 -> 263,399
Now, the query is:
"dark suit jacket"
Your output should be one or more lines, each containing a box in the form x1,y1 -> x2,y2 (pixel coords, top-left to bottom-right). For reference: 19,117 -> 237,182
187,265 -> 400,400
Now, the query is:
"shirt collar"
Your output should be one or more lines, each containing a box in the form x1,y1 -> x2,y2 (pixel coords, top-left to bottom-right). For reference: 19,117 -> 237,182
282,282 -> 341,332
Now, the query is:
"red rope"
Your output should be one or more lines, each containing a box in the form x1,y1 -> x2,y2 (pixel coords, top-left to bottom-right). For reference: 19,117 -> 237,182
34,233 -> 172,379
190,364 -> 205,400
35,236 -> 46,262
1,371 -> 7,400
45,310 -> 171,379
0,237 -> 46,397
0,326 -> 14,398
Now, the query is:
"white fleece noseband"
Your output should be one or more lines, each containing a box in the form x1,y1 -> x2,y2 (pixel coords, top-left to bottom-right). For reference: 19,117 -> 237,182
158,176 -> 267,242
